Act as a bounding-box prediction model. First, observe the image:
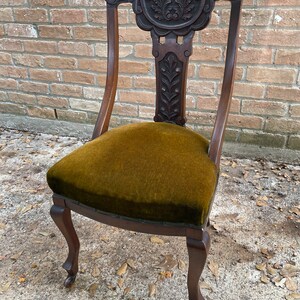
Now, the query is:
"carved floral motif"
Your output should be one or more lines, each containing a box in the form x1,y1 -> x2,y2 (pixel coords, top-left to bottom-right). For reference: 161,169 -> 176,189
151,0 -> 195,21
156,52 -> 183,123
134,0 -> 214,36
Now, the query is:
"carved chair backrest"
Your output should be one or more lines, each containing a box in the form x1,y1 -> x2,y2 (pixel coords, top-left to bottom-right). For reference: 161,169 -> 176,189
93,0 -> 242,167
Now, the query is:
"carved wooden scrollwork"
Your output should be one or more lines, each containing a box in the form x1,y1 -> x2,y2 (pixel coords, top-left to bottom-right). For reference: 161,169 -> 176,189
155,52 -> 183,124
133,0 -> 215,36
106,0 -> 215,36
105,0 -> 216,126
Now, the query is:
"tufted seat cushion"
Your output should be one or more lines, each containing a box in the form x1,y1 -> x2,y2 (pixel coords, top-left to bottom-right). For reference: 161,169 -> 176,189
47,122 -> 217,226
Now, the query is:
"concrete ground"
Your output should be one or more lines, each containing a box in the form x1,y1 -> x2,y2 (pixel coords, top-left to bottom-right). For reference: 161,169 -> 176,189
0,128 -> 299,300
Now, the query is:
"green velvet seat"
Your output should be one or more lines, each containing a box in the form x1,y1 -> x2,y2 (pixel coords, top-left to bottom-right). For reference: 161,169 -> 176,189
47,122 -> 217,226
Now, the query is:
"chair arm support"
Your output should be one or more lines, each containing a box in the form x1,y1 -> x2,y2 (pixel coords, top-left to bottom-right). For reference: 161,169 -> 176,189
208,0 -> 243,167
92,4 -> 119,139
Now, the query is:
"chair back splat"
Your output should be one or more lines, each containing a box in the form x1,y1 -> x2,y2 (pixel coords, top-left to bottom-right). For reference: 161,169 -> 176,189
48,1 -> 243,299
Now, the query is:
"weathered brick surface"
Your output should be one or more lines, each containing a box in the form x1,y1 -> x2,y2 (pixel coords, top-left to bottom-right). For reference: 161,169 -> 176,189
14,8 -> 48,23
38,25 -> 72,39
0,1 -> 299,150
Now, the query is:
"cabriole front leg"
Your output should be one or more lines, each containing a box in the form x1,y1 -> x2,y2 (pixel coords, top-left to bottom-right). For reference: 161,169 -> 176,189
187,231 -> 211,300
50,199 -> 80,288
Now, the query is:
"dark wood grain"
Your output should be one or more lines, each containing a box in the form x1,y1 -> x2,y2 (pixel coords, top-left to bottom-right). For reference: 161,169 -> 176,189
50,196 -> 80,287
209,0 -> 243,167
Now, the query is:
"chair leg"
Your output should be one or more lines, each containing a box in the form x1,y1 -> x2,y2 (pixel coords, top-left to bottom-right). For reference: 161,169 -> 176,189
187,231 -> 211,300
50,203 -> 80,287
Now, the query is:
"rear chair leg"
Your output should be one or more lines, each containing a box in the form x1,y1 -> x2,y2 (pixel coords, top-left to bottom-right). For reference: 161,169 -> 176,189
50,201 -> 80,287
187,231 -> 211,300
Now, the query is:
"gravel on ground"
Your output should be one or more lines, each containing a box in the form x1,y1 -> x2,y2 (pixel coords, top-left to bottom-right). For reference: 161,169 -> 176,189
0,128 -> 299,300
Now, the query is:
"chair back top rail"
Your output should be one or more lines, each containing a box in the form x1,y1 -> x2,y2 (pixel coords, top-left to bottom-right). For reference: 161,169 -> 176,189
92,0 -> 243,167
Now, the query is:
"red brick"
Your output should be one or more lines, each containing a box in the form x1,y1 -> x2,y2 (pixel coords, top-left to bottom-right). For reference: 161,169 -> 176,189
51,9 -> 87,24
95,43 -> 133,58
218,0 -> 253,6
134,76 -> 155,90
0,25 -> 4,37
191,46 -> 222,62
44,56 -> 76,69
0,91 -> 8,101
267,86 -> 300,102
51,83 -> 83,97
19,81 -> 49,94
290,105 -> 300,118
31,0 -> 65,6
242,100 -> 287,116
247,67 -> 297,84
37,95 -> 68,108
0,103 -> 26,115
232,82 -> 265,99
56,109 -> 87,123
117,76 -> 132,89
222,9 -> 273,26
251,29 -> 300,47
119,27 -> 151,43
27,106 -> 55,119
39,25 -> 72,39
68,0 -> 105,6
257,0 -> 299,5
119,60 -> 151,74
188,80 -> 216,95
186,95 -> 196,109
199,64 -> 243,80
88,9 -> 128,24
14,8 -> 48,22
30,69 -> 61,82
63,71 -> 95,85
275,49 -> 300,66
197,97 -> 240,113
138,106 -> 155,119
69,98 -> 100,112
8,92 -> 36,105
287,136 -> 300,150
0,0 -> 28,5
78,58 -> 106,72
119,90 -> 155,105
6,24 -> 38,38
83,87 -> 104,99
239,132 -> 286,148
266,118 -> 300,134
97,74 -> 132,89
0,78 -> 18,90
201,28 -> 247,45
0,65 -> 27,79
0,39 -> 23,51
134,44 -> 153,59
0,8 -> 13,21
273,10 -> 300,27
228,114 -> 263,129
13,54 -> 43,67
186,111 -> 216,125
210,10 -> 220,26
238,47 -> 273,64
73,26 -> 106,41
58,41 -> 93,56
24,40 -> 57,54
0,52 -> 12,64
113,103 -> 138,117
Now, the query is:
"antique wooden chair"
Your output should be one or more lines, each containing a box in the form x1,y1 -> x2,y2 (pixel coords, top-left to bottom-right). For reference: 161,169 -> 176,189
47,0 -> 242,299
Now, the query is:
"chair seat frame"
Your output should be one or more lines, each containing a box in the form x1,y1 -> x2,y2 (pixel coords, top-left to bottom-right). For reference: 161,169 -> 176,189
50,1 -> 243,299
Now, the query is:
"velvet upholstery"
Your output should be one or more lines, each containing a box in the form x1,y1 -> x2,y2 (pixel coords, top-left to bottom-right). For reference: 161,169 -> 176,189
47,122 -> 217,225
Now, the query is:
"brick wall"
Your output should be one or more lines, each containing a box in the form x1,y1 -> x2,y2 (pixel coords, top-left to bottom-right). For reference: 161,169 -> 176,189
0,0 -> 299,150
